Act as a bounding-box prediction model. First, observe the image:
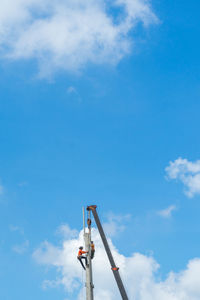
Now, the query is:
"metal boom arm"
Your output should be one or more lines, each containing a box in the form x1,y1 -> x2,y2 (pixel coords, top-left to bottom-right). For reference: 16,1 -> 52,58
87,205 -> 129,300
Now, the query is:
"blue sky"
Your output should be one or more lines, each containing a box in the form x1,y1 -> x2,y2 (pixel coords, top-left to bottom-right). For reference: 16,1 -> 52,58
1,0 -> 200,299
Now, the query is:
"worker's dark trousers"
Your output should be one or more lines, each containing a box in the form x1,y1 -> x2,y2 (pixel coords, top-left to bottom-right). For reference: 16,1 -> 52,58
78,256 -> 88,269
91,250 -> 95,259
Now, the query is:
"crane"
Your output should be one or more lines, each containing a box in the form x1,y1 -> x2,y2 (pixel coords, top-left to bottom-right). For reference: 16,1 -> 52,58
83,205 -> 129,300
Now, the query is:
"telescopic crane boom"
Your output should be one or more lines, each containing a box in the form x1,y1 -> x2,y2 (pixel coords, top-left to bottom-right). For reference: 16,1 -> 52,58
87,205 -> 129,300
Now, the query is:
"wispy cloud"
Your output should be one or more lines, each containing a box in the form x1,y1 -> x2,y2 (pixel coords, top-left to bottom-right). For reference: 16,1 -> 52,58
166,157 -> 200,197
18,181 -> 28,187
103,212 -> 131,237
9,225 -> 24,235
12,240 -> 29,254
67,86 -> 82,103
157,205 -> 177,218
0,0 -> 158,77
42,279 -> 61,290
10,225 -> 29,254
67,86 -> 77,94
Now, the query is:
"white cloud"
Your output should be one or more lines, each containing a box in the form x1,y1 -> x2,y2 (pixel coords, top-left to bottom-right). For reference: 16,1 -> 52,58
166,158 -> 200,197
56,224 -> 79,239
157,205 -> 177,218
33,224 -> 200,300
0,0 -> 157,76
12,239 -> 29,254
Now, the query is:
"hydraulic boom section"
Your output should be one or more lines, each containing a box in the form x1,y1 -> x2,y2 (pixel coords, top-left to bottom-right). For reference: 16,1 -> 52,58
87,205 -> 129,300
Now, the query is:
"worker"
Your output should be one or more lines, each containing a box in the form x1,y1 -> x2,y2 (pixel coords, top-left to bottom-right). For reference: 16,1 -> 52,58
77,246 -> 88,270
91,241 -> 95,259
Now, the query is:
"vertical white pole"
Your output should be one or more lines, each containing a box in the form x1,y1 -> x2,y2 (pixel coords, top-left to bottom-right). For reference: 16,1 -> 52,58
84,209 -> 94,300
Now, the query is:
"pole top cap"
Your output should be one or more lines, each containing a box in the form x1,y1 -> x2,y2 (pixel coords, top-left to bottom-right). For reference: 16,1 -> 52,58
87,205 -> 97,211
